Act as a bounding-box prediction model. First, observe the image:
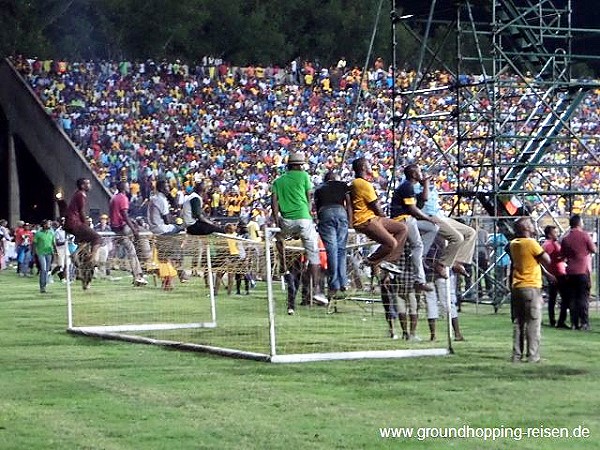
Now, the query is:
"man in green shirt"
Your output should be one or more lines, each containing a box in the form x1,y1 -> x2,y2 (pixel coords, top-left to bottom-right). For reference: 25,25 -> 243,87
33,219 -> 57,293
271,151 -> 328,314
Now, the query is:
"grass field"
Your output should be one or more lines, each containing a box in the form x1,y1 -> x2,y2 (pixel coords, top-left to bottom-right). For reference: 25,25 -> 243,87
1,268 -> 599,449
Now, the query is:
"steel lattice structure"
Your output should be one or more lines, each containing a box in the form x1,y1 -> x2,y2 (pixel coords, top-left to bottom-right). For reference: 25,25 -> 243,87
392,0 -> 600,222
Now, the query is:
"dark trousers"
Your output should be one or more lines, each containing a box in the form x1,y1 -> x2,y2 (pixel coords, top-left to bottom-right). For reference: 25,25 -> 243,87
566,274 -> 590,329
187,221 -> 224,235
286,259 -> 309,310
477,255 -> 492,296
380,272 -> 400,320
548,275 -> 568,326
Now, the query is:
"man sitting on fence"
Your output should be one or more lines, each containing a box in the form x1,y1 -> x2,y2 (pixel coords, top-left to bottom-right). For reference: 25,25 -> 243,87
271,151 -> 328,312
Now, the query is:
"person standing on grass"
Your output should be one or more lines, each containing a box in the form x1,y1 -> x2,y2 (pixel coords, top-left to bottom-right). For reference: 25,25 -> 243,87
33,219 -> 57,294
560,214 -> 597,331
109,181 -> 148,286
508,217 -> 553,363
51,217 -> 68,281
15,221 -> 34,276
314,170 -> 353,300
0,219 -> 10,270
542,225 -> 568,328
380,248 -> 419,341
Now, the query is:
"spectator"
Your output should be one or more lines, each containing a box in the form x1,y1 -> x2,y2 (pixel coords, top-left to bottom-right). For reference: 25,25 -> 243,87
349,157 -> 407,275
147,178 -> 184,289
214,223 -> 245,296
423,238 -> 465,342
380,249 -> 420,341
390,163 -> 438,292
542,225 -> 568,328
0,219 -> 8,270
413,181 -> 476,279
147,179 -> 181,235
560,215 -> 597,331
63,178 -> 103,265
14,221 -> 33,276
475,225 -> 493,299
314,170 -> 352,300
109,181 -> 147,286
271,151 -> 328,313
181,182 -> 224,235
51,218 -> 68,281
32,219 -> 56,293
508,217 -> 552,363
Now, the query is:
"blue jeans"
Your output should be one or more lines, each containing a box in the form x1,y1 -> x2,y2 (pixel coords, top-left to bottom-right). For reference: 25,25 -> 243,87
38,253 -> 53,291
17,246 -> 31,275
318,206 -> 348,291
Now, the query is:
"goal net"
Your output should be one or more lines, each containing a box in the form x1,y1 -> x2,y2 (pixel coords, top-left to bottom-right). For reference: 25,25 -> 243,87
66,229 -> 453,362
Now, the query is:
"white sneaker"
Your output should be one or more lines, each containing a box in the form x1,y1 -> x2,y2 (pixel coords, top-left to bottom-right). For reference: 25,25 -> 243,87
313,294 -> 329,305
287,308 -> 295,315
134,276 -> 148,286
409,334 -> 422,342
379,261 -> 403,275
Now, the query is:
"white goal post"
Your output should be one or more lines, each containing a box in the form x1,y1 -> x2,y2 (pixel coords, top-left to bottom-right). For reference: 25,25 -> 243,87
66,229 -> 453,363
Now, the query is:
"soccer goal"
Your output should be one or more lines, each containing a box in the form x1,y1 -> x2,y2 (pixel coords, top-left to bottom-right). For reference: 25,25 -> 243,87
66,229 -> 453,363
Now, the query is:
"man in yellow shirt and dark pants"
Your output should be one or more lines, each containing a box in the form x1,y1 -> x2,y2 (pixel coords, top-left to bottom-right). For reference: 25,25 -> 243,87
508,217 -> 553,363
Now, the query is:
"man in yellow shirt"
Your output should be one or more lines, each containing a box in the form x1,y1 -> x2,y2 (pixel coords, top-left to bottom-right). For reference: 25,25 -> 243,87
350,157 -> 407,275
508,217 -> 552,363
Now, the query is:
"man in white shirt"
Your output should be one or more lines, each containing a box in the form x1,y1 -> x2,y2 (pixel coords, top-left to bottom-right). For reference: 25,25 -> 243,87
147,179 -> 181,235
181,182 -> 224,235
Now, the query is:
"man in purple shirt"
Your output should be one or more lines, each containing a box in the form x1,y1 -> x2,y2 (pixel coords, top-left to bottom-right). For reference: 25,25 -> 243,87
561,215 -> 597,330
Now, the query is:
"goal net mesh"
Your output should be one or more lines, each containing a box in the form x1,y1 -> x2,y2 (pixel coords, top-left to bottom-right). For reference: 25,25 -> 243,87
66,230 -> 452,362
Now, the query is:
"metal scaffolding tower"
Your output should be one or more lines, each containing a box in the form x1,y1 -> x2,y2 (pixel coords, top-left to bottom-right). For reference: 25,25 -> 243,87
393,0 -> 600,221
390,0 -> 600,310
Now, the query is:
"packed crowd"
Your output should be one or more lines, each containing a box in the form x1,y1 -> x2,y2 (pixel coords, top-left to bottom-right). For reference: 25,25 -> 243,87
10,55 -> 600,221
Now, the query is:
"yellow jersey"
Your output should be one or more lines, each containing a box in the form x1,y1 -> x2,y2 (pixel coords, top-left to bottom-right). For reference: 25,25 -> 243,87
350,178 -> 377,227
509,238 -> 544,288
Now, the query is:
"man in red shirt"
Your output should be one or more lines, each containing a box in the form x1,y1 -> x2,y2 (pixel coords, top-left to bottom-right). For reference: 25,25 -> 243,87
542,225 -> 568,328
109,181 -> 147,286
14,221 -> 34,276
64,178 -> 102,264
561,215 -> 597,330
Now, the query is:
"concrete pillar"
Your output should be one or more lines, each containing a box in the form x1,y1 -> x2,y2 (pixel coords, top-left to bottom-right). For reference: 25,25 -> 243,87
7,131 -> 20,226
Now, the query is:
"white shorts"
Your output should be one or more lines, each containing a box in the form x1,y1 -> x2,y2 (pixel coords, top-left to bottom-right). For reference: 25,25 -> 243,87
278,218 -> 320,265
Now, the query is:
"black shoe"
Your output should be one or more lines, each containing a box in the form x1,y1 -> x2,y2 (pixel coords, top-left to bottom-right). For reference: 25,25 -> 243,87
555,323 -> 571,329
